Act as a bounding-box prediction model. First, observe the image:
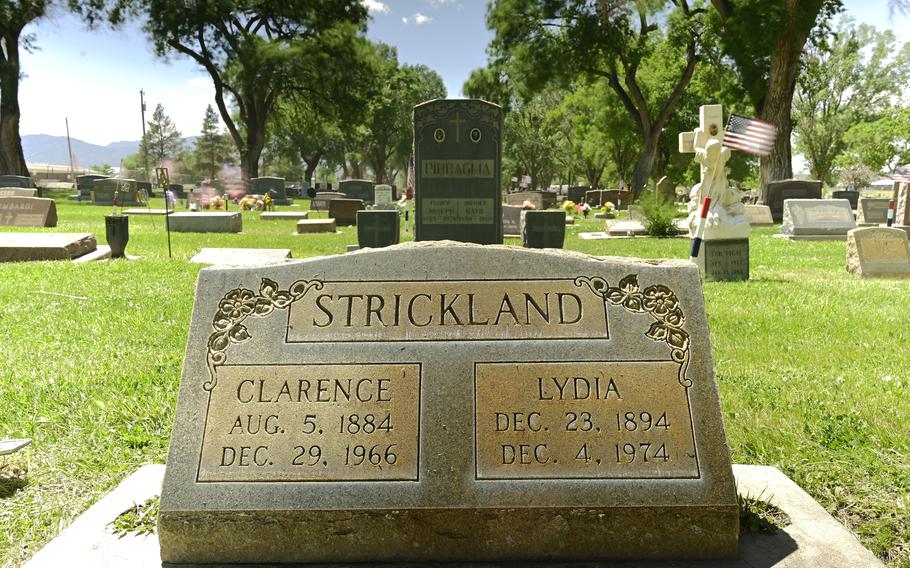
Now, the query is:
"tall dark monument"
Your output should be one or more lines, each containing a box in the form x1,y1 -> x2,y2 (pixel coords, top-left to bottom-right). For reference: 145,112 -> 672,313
413,99 -> 503,244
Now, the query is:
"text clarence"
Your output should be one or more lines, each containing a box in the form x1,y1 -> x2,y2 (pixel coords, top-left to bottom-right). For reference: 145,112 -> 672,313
287,280 -> 610,342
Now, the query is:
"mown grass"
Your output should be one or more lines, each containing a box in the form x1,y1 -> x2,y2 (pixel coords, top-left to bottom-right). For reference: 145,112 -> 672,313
1,194 -> 908,566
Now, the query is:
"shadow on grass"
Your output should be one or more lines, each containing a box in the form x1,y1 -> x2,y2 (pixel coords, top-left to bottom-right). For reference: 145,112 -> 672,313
0,466 -> 28,499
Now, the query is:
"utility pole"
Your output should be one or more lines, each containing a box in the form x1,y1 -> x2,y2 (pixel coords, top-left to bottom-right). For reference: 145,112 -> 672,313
65,118 -> 76,188
140,90 -> 150,183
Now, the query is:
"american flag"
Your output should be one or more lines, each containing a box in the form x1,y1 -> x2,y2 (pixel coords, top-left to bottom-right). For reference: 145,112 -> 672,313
723,114 -> 777,157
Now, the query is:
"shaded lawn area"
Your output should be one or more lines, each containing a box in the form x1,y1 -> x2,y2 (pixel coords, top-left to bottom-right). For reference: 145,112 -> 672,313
0,195 -> 908,566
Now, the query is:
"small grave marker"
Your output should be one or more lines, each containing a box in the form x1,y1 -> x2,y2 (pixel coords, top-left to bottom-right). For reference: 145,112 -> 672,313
846,227 -> 910,278
0,196 -> 57,227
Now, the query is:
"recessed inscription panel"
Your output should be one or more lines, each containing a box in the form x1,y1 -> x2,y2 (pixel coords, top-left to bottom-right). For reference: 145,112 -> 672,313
858,236 -> 910,263
475,361 -> 698,479
287,279 -> 608,342
422,198 -> 494,225
198,364 -> 420,482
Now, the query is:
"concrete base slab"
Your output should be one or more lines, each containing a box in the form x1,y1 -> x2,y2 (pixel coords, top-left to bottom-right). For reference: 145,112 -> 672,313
25,464 -> 882,568
773,234 -> 848,241
72,245 -> 112,263
123,209 -> 170,215
168,212 -> 242,233
189,248 -> 292,266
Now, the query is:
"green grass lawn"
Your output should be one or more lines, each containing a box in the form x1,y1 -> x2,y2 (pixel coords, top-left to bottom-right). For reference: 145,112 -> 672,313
1,194 -> 909,566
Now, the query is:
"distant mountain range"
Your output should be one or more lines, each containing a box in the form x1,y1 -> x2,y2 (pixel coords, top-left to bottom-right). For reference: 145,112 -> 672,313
22,134 -> 198,168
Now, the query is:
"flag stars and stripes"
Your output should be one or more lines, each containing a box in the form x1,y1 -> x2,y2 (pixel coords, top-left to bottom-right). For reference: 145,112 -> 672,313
722,114 -> 777,157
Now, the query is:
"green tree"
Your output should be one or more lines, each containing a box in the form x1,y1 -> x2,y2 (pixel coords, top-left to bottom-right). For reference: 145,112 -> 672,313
707,0 -> 843,189
139,103 -> 183,165
194,104 -> 235,179
794,21 -> 910,185
504,89 -> 565,191
840,108 -> 910,174
267,97 -> 347,187
486,0 -> 705,195
138,0 -> 372,185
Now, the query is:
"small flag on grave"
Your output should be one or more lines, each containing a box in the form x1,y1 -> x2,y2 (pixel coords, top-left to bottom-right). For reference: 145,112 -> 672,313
723,114 -> 777,157
689,196 -> 712,264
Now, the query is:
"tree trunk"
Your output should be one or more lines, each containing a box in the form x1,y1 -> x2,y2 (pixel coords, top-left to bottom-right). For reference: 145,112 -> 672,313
0,32 -> 30,177
303,154 -> 321,186
630,135 -> 659,197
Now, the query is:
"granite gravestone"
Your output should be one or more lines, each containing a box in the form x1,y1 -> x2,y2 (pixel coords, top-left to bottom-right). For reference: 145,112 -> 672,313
0,187 -> 38,197
91,178 -> 144,206
0,196 -> 57,227
656,176 -> 676,202
297,219 -> 337,233
158,242 -> 738,564
521,210 -> 565,248
329,198 -> 365,226
357,210 -> 400,248
0,233 -> 96,262
831,190 -> 859,209
190,248 -> 292,267
567,186 -> 590,204
169,183 -> 188,200
780,199 -> 856,239
762,179 -> 822,223
502,204 -> 522,237
310,192 -> 346,212
0,175 -> 35,188
857,198 -> 890,226
169,212 -> 242,233
894,182 -> 910,228
339,179 -> 375,204
373,184 -> 395,209
846,227 -> 910,278
585,189 -> 634,210
261,211 -> 309,221
252,177 -> 292,206
76,174 -> 108,200
743,204 -> 774,226
505,191 -> 557,210
414,99 -> 503,244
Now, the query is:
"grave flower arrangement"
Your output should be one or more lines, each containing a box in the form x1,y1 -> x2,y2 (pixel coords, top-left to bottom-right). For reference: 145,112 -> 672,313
599,202 -> 616,218
562,200 -> 577,215
521,200 -> 537,210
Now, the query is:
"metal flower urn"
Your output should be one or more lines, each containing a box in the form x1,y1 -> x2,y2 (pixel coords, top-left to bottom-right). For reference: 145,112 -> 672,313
105,215 -> 129,258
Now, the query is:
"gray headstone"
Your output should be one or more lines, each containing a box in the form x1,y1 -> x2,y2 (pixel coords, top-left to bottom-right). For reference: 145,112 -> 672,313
895,182 -> 910,226
328,198 -> 365,226
373,184 -> 394,208
338,179 -> 375,204
743,204 -> 774,226
356,210 -> 400,248
831,190 -> 859,209
0,187 -> 38,198
158,243 -> 738,564
856,198 -> 890,225
762,179 -> 822,223
694,239 -> 750,282
781,199 -> 856,236
0,175 -> 35,188
76,174 -> 109,199
92,178 -> 144,206
297,219 -> 337,233
0,233 -> 97,262
414,99 -> 503,243
168,212 -> 242,233
585,189 -> 634,210
252,177 -> 292,206
501,204 -> 522,237
169,184 -> 187,199
0,196 -> 57,227
505,191 -> 557,210
567,186 -> 590,204
846,227 -> 910,278
310,191 -> 346,212
656,176 -> 676,202
521,210 -> 565,248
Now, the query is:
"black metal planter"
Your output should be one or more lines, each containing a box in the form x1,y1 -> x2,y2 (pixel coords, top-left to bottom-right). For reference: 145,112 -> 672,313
105,215 -> 129,258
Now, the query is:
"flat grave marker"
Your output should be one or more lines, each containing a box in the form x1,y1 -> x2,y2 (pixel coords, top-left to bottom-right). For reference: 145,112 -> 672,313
190,248 -> 292,267
296,219 -> 337,233
0,196 -> 57,227
159,242 -> 738,564
846,227 -> 910,278
260,211 -> 309,221
414,99 -> 503,243
744,204 -> 774,226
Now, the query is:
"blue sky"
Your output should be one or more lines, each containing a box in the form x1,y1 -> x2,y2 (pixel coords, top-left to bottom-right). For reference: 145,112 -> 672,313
17,0 -> 906,151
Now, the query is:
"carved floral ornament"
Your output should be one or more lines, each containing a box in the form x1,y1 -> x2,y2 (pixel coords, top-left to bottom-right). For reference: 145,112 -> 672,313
205,274 -> 691,391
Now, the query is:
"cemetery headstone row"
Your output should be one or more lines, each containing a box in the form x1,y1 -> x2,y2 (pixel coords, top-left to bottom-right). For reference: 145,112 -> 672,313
762,179 -> 822,223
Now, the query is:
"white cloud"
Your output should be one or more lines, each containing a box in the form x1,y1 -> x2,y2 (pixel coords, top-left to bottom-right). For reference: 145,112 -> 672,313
362,0 -> 390,14
423,0 -> 459,6
402,12 -> 433,25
